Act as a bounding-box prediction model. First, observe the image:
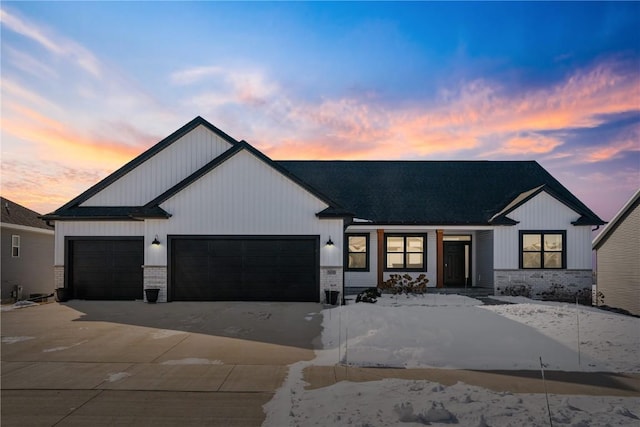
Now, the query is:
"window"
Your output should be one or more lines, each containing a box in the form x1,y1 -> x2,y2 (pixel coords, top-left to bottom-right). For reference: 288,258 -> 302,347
385,234 -> 426,271
520,231 -> 565,269
11,235 -> 20,258
346,234 -> 369,271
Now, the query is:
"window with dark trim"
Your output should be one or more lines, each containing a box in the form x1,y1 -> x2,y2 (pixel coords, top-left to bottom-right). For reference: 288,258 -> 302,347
385,234 -> 426,271
346,234 -> 369,271
11,235 -> 20,258
520,231 -> 566,269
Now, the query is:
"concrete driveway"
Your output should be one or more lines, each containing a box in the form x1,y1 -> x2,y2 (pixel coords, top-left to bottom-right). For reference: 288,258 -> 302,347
1,300 -> 323,426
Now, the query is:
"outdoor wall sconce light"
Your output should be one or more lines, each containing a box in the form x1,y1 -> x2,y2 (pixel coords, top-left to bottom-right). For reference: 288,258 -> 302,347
326,236 -> 334,246
152,235 -> 160,246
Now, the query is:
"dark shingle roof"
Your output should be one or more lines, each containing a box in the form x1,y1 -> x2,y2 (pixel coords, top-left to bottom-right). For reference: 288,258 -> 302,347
1,197 -> 53,230
277,160 -> 605,225
40,206 -> 171,221
41,117 -> 604,226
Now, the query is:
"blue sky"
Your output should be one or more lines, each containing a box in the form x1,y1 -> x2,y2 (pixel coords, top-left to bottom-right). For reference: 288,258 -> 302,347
1,2 -> 639,222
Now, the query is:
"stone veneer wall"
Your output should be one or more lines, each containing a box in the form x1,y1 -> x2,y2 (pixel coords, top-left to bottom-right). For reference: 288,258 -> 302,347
494,269 -> 592,299
54,266 -> 65,289
320,266 -> 343,302
143,266 -> 168,303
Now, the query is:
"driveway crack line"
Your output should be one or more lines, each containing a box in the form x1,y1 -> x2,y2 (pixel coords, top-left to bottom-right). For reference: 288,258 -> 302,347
51,389 -> 104,427
148,332 -> 193,363
219,364 -> 236,391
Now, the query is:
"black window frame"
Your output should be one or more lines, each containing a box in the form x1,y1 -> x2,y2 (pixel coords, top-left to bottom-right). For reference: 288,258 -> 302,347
384,233 -> 427,272
11,235 -> 20,258
519,230 -> 566,269
345,234 -> 370,272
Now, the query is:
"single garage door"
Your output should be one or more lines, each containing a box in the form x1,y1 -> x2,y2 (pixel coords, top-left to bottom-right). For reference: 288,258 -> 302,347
171,236 -> 319,302
68,238 -> 143,300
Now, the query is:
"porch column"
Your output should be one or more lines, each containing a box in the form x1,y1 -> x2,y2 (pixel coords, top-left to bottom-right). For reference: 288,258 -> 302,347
436,229 -> 444,288
377,229 -> 385,286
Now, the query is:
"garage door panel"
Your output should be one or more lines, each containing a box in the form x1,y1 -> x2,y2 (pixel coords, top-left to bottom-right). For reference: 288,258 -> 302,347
209,240 -> 242,255
211,270 -> 243,282
171,237 -> 319,302
173,266 -> 208,284
210,256 -> 242,269
69,239 -> 143,300
174,239 -> 209,252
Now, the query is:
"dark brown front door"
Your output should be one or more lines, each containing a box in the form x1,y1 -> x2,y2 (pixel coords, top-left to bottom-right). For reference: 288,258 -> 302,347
444,242 -> 466,287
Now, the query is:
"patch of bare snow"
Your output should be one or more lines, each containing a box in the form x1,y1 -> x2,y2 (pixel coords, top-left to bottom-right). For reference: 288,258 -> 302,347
315,295 -> 596,370
151,329 -> 186,339
1,301 -> 39,311
481,299 -> 640,372
266,378 -> 639,427
161,358 -> 223,365
105,372 -> 131,382
263,294 -> 640,426
1,336 -> 35,344
223,326 -> 253,336
43,340 -> 88,353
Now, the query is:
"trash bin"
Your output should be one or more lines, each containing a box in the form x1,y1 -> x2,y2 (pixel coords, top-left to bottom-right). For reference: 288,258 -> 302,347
325,290 -> 340,305
55,288 -> 69,302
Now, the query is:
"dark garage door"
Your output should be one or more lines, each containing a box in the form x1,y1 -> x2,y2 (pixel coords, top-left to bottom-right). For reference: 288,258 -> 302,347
69,238 -> 143,300
171,237 -> 319,302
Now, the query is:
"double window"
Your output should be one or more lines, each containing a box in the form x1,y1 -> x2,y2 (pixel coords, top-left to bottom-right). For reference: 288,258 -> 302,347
385,234 -> 426,271
346,234 -> 369,271
520,231 -> 565,269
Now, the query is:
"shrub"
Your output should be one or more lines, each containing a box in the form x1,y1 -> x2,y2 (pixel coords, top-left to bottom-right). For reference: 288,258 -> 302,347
538,283 -> 592,305
379,274 -> 429,295
501,284 -> 532,298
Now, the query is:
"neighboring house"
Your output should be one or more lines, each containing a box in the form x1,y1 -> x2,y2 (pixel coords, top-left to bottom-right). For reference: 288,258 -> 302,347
1,197 -> 54,302
592,189 -> 640,316
42,117 -> 604,303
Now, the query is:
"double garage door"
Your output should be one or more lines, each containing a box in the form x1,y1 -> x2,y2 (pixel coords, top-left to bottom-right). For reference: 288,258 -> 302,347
171,237 -> 319,302
67,236 -> 319,302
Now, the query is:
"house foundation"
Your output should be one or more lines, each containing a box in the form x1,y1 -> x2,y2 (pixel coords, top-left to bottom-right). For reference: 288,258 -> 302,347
143,265 -> 168,303
494,269 -> 592,299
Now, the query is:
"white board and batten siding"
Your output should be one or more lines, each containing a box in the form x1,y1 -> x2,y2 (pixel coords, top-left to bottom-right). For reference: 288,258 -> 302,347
493,191 -> 593,270
595,199 -> 640,316
146,149 -> 344,267
81,125 -> 233,207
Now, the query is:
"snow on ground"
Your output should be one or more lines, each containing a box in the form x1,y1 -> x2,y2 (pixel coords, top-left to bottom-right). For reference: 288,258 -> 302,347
482,299 -> 640,373
0,300 -> 39,311
263,294 -> 640,427
277,377 -> 639,427
315,294 -> 639,371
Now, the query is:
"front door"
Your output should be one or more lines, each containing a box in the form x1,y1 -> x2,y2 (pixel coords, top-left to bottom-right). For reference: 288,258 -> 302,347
444,242 -> 467,287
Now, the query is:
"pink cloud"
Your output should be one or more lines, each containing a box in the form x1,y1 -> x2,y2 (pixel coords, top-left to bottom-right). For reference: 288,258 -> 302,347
228,59 -> 640,161
583,125 -> 640,162
2,103 -> 145,168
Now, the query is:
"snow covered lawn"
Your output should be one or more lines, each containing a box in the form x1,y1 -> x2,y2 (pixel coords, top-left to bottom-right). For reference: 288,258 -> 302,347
316,294 -> 639,372
263,294 -> 640,426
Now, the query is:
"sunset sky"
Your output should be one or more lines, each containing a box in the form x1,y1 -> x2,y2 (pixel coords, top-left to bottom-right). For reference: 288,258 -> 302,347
1,2 -> 639,224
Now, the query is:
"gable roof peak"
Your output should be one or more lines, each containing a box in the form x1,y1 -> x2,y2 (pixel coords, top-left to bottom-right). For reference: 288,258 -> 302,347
47,116 -> 239,215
